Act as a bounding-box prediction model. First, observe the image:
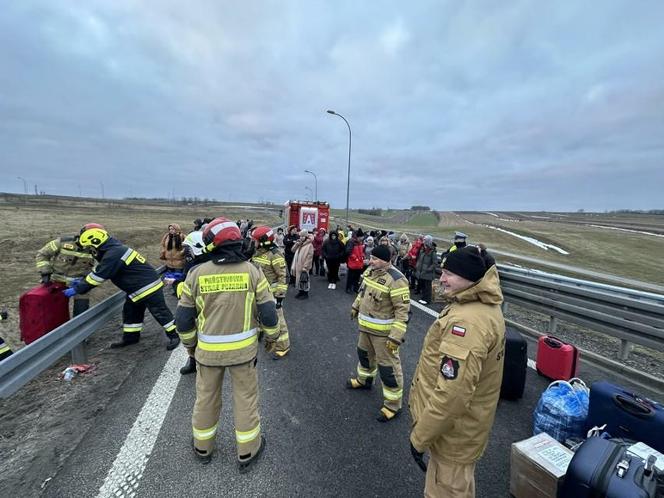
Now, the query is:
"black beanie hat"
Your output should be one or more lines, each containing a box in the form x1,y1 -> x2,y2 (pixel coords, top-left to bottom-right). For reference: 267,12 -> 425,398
443,247 -> 487,282
371,245 -> 392,263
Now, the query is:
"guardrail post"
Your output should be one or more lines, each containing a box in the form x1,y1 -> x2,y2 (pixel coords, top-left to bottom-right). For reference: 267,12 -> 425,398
70,341 -> 88,364
548,316 -> 558,335
502,302 -> 509,314
619,340 -> 633,361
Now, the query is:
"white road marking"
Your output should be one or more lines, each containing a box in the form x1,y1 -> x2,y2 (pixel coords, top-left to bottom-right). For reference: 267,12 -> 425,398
410,299 -> 537,370
97,346 -> 187,498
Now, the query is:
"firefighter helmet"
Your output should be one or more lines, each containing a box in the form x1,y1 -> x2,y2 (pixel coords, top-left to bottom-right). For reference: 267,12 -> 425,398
78,224 -> 109,248
203,217 -> 242,252
251,226 -> 275,247
183,231 -> 205,257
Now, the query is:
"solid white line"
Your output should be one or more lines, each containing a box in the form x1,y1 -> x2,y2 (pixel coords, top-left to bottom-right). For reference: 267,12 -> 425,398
97,346 -> 187,498
409,299 -> 538,371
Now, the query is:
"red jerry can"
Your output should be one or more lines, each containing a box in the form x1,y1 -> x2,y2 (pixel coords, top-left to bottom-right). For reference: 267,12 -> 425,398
19,284 -> 70,344
536,335 -> 579,381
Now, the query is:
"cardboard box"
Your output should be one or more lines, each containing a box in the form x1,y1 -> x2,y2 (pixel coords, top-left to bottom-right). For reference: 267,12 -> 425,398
510,433 -> 574,498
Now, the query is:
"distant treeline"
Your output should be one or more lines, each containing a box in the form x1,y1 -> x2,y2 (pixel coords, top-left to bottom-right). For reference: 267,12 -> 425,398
411,205 -> 431,211
358,208 -> 382,216
607,209 -> 664,215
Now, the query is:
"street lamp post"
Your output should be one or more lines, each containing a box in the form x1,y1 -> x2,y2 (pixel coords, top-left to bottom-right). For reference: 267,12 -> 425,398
304,169 -> 318,202
304,185 -> 313,201
17,176 -> 27,194
326,110 -> 352,227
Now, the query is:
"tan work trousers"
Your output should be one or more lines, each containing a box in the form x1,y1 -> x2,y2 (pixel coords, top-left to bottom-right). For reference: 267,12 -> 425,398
356,331 -> 403,412
276,307 -> 290,352
424,452 -> 476,498
192,361 -> 262,459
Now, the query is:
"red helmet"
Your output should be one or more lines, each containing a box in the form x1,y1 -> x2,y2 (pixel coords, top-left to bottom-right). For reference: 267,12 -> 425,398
251,226 -> 275,246
203,217 -> 242,251
81,223 -> 105,233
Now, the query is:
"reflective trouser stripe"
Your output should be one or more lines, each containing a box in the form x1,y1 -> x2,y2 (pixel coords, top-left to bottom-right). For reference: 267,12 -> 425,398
0,345 -> 11,355
383,386 -> 403,401
357,365 -> 377,379
193,424 -> 218,441
178,330 -> 197,341
123,322 -> 143,333
236,424 -> 260,444
197,329 -> 258,352
163,319 -> 176,332
129,280 -> 164,302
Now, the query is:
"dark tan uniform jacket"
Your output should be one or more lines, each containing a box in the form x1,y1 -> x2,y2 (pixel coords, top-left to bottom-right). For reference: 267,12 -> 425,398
352,265 -> 410,343
35,237 -> 94,283
251,246 -> 288,298
409,266 -> 505,464
177,260 -> 279,366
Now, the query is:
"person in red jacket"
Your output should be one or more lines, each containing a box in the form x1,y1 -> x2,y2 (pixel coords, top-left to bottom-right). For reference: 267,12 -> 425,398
408,235 -> 424,292
345,229 -> 366,294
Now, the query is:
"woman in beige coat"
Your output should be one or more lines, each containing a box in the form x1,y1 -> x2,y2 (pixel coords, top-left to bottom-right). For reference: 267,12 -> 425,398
159,223 -> 185,271
291,229 -> 314,299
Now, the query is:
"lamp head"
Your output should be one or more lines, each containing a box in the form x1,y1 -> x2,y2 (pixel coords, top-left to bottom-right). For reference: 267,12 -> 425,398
326,110 -> 335,115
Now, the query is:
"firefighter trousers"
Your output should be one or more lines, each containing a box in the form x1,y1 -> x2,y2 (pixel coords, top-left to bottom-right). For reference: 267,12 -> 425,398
425,452 -> 476,498
276,307 -> 290,352
121,290 -> 175,340
356,332 -> 404,412
192,360 -> 262,459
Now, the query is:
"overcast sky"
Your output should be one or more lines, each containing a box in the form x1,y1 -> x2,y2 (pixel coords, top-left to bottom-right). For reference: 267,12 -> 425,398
1,1 -> 663,211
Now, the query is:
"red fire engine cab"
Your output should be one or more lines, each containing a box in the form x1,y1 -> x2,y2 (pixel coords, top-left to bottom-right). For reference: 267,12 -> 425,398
284,200 -> 330,233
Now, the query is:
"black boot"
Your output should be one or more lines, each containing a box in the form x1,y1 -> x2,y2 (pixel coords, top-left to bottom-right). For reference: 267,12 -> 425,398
295,290 -> 304,299
238,436 -> 266,474
166,332 -> 180,351
180,356 -> 197,375
301,292 -> 309,299
110,334 -> 140,349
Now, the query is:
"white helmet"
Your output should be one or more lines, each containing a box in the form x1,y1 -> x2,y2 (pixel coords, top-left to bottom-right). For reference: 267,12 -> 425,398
184,231 -> 205,257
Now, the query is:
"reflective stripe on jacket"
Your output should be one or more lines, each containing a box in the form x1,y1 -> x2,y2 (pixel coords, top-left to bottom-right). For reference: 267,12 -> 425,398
251,247 -> 288,298
176,260 -> 278,366
352,265 -> 410,343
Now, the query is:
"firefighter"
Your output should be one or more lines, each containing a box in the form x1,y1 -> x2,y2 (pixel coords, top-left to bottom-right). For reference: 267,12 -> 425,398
36,231 -> 96,316
347,245 -> 410,422
176,217 -> 279,469
440,231 -> 468,266
66,224 -> 180,350
0,309 -> 13,361
409,247 -> 505,498
250,226 -> 290,359
177,230 -> 212,375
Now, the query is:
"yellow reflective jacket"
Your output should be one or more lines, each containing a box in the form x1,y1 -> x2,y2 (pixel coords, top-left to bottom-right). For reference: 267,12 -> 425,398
409,265 -> 505,464
251,246 -> 288,299
352,265 -> 410,343
177,260 -> 278,366
35,237 -> 95,283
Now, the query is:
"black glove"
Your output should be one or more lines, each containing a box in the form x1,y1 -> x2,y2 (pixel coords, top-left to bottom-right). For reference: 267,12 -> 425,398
40,273 -> 51,284
0,309 -> 7,320
276,297 -> 283,309
410,443 -> 427,472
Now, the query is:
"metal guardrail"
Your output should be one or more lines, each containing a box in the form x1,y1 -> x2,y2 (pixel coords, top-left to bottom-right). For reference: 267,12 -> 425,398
498,265 -> 664,360
0,289 -> 126,398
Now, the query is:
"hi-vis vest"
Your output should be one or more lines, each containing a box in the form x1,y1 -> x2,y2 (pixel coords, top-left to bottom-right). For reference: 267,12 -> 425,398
35,237 -> 95,283
251,247 -> 288,299
178,260 -> 278,366
352,266 -> 410,343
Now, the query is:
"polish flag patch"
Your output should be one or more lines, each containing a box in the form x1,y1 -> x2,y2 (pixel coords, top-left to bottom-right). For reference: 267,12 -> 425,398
451,325 -> 466,337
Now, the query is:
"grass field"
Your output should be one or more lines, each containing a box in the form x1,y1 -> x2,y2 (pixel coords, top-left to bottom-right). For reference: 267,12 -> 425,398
0,195 -> 281,350
332,208 -> 664,286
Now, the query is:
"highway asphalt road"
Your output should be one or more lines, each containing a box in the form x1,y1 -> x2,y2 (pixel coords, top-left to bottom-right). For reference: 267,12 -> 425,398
42,274 -> 661,498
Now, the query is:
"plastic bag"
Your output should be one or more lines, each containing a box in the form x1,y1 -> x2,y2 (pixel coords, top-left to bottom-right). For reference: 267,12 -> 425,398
533,378 -> 589,442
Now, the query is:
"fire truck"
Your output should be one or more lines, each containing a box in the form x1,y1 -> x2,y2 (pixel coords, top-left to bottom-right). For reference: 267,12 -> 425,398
283,200 -> 330,233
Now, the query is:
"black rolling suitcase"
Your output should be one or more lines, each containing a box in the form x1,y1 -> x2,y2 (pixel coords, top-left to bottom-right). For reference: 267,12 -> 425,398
500,327 -> 527,400
559,437 -> 659,498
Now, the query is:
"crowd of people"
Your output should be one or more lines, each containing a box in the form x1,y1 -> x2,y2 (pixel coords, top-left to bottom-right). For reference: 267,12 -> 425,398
9,217 -> 502,497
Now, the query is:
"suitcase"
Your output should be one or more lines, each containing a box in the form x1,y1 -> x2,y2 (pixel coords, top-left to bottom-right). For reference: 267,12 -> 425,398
19,284 -> 70,344
558,436 -> 658,498
585,381 -> 664,454
500,327 -> 527,400
536,335 -> 579,380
